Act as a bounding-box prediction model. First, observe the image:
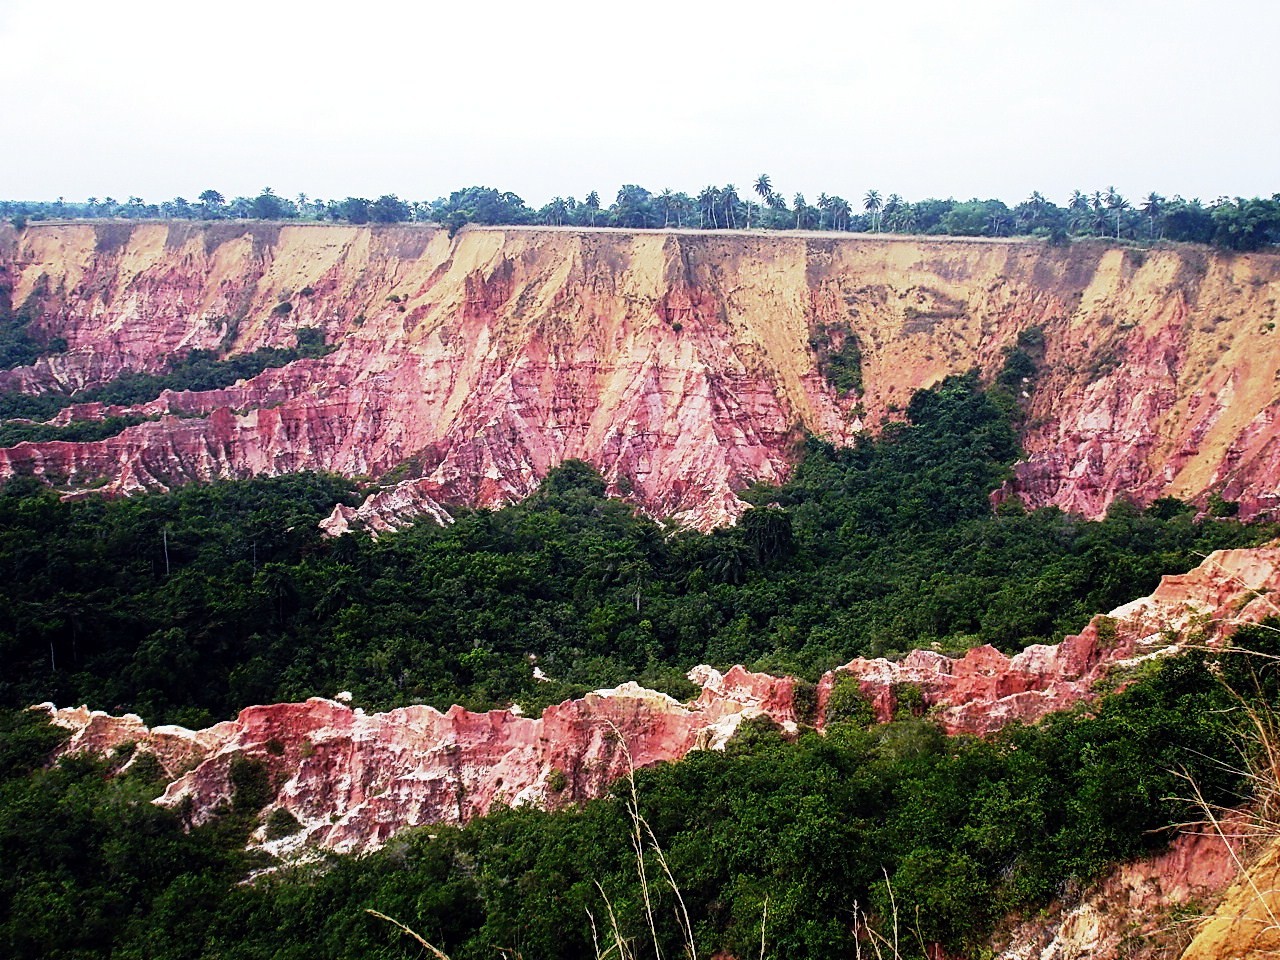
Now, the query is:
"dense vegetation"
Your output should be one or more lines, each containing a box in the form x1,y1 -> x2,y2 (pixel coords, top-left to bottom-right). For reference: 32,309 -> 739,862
2,623 -> 1276,959
3,367 -> 1278,957
4,181 -> 1278,249
0,327 -> 332,414
2,370 -> 1271,728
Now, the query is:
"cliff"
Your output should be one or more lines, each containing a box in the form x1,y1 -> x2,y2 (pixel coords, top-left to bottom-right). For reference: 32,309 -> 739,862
41,545 -> 1280,857
2,223 -> 1280,527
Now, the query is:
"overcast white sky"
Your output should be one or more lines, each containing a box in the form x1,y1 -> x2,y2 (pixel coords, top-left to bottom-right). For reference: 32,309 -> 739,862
2,0 -> 1276,208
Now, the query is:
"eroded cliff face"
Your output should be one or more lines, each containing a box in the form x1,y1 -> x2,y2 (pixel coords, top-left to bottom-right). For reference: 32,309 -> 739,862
2,223 -> 1279,526
42,545 -> 1280,857
1179,835 -> 1280,960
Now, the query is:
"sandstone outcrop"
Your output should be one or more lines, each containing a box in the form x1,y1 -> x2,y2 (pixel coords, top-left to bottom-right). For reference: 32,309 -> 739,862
2,224 -> 1280,528
993,817 -> 1248,960
43,670 -> 790,855
1179,834 -> 1280,960
40,545 -> 1280,855
823,545 -> 1280,735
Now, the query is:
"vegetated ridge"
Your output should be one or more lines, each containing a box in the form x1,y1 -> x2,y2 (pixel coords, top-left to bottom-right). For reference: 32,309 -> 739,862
41,544 -> 1280,856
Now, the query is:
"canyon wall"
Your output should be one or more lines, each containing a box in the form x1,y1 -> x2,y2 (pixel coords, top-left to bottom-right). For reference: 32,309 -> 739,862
1,223 -> 1279,526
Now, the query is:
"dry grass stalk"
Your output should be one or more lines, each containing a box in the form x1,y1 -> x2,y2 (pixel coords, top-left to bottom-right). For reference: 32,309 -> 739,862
604,720 -> 698,960
366,908 -> 454,960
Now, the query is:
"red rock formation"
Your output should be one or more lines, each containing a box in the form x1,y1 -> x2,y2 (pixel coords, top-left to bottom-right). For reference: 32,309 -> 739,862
41,546 -> 1280,855
822,545 -> 1280,735
3,225 -> 1280,528
992,816 -> 1249,960
42,671 -> 793,855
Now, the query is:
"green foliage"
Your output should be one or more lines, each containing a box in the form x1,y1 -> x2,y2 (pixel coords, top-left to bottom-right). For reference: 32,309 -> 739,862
792,679 -> 818,725
264,806 -> 301,840
825,673 -> 875,727
4,634 -> 1267,959
1208,492 -> 1240,517
0,278 -> 63,370
229,755 -> 272,814
812,324 -> 864,394
1,373 -> 1273,729
3,186 -> 1278,248
0,708 -> 67,779
0,414 -> 148,448
893,682 -> 926,719
0,327 -> 333,421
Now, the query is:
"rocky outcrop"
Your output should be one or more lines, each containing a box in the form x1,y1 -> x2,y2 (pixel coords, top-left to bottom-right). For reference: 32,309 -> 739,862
1180,835 -> 1280,960
824,545 -> 1280,735
993,818 -> 1249,960
40,546 -> 1280,855
42,669 -> 793,855
2,224 -> 1280,528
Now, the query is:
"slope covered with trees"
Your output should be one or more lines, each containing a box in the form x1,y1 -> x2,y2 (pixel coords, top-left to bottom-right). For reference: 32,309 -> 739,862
3,369 -> 1276,959
2,623 -> 1276,959
2,371 -> 1270,726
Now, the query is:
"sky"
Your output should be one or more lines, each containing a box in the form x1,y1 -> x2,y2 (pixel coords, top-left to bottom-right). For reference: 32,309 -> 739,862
2,0 -> 1277,209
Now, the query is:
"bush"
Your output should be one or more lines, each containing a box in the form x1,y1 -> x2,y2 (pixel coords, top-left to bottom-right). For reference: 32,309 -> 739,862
264,807 -> 301,840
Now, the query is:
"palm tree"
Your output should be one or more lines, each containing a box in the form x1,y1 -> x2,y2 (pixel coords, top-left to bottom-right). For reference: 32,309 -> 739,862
1021,191 -> 1048,232
1105,186 -> 1130,239
1141,192 -> 1165,240
1067,190 -> 1090,233
754,174 -> 773,206
697,187 -> 719,229
816,193 -> 831,230
722,184 -> 740,229
750,174 -> 774,230
658,189 -> 674,228
671,193 -> 693,228
863,190 -> 883,232
830,197 -> 852,231
793,193 -> 806,229
882,194 -> 904,232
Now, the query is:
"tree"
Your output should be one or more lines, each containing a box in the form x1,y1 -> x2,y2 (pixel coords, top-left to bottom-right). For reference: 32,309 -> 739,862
883,194 -> 905,232
793,193 -> 806,229
335,197 -> 371,224
1105,186 -> 1130,239
1141,192 -> 1165,240
584,190 -> 600,227
612,185 -> 654,228
369,194 -> 411,223
698,186 -> 720,229
251,187 -> 288,220
541,197 -> 569,226
751,175 -> 774,229
721,184 -> 741,229
1067,190 -> 1090,233
863,190 -> 883,232
657,189 -> 675,228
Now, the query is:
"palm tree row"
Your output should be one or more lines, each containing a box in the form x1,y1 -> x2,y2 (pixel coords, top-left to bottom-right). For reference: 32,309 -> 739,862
6,182 -> 1278,250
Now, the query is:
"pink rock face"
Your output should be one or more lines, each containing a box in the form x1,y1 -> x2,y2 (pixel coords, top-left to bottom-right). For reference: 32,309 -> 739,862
992,814 -> 1249,960
820,545 -> 1280,735
3,225 -> 1280,529
41,670 -> 793,855
40,546 -> 1280,854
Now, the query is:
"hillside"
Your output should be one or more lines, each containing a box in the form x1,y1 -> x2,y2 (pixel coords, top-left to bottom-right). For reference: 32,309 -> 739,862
5,222 -> 1280,960
2,223 -> 1280,527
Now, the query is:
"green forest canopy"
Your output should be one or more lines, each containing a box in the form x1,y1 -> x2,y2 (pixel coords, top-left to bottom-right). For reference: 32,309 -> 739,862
4,182 -> 1278,249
